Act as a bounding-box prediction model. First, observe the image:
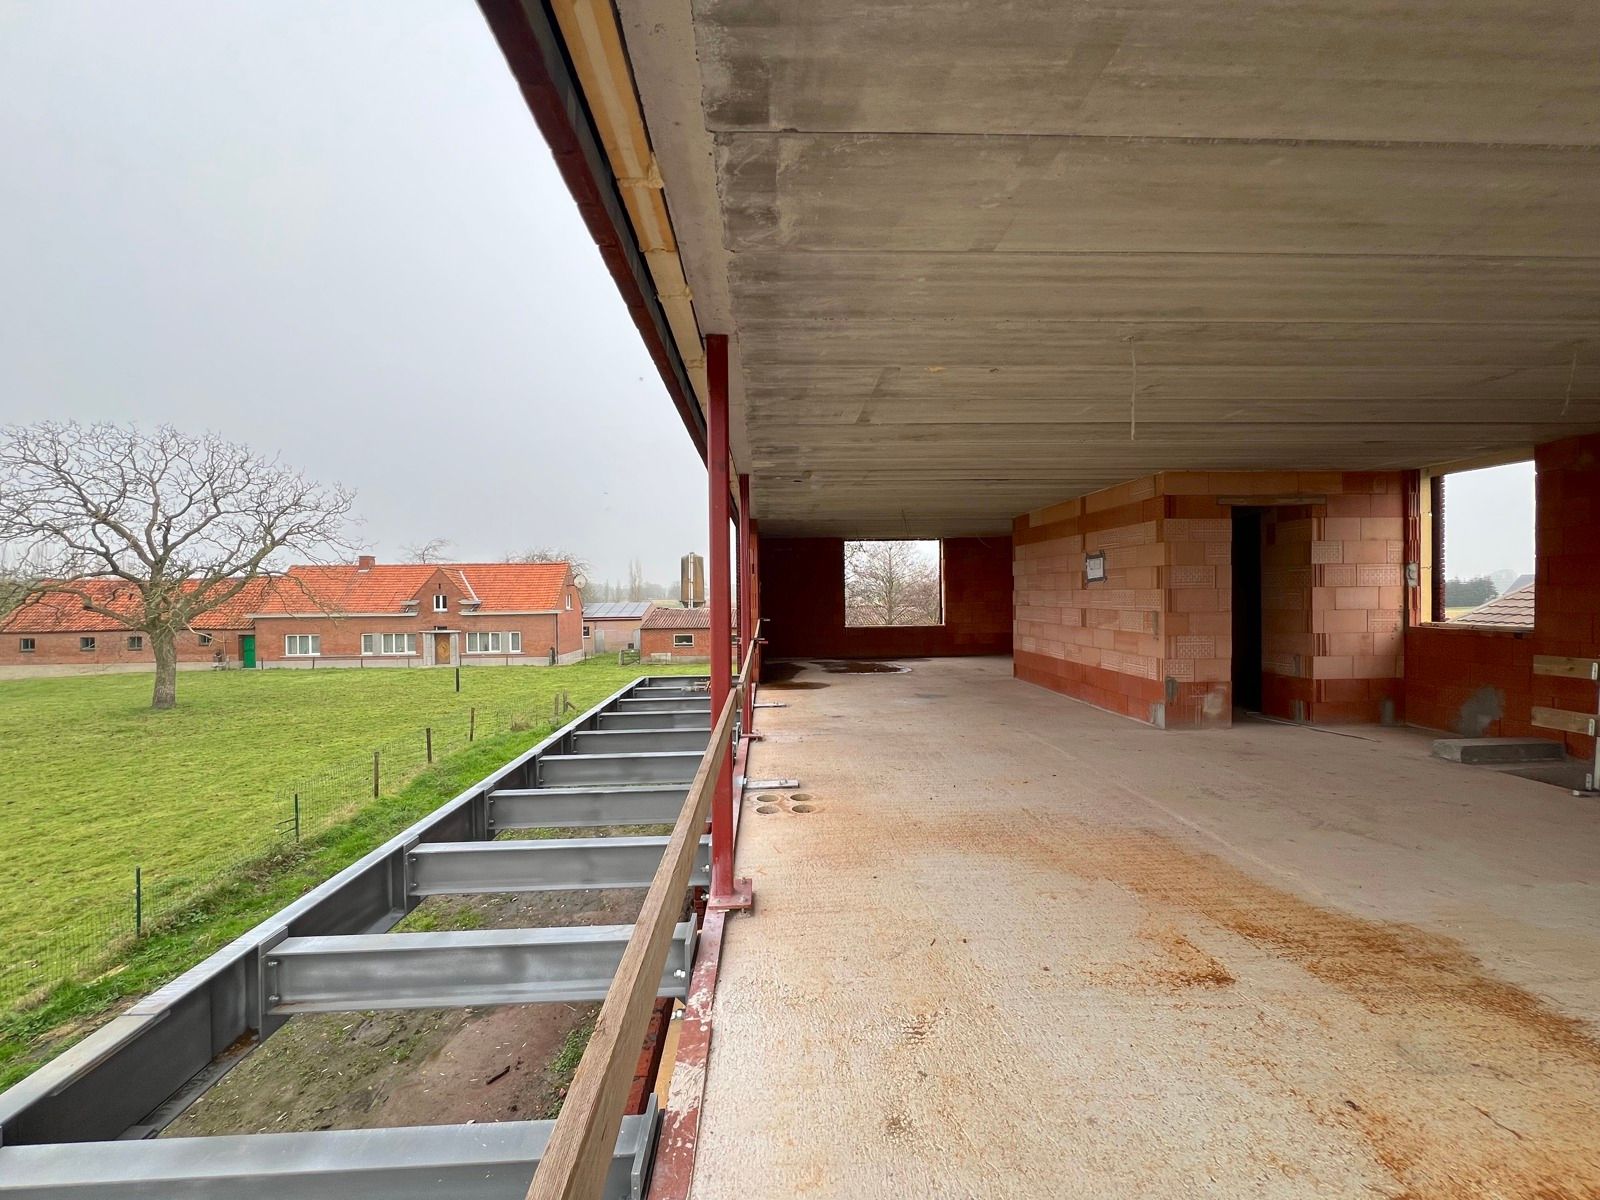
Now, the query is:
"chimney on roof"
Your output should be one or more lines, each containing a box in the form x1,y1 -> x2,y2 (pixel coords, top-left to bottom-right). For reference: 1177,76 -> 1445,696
357,555 -> 375,572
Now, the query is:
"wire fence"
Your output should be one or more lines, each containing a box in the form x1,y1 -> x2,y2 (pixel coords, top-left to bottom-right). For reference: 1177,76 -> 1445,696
0,690 -> 588,1014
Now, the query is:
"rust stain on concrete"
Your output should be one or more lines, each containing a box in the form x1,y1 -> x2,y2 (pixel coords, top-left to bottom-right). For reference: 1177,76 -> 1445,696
943,811 -> 1600,1198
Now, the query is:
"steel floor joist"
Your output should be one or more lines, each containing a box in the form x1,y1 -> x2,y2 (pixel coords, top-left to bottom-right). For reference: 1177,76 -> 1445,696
598,709 -> 714,731
615,697 -> 711,712
0,1102 -> 657,1200
540,750 -> 705,785
488,785 -> 690,830
265,922 -> 697,1014
408,836 -> 710,895
571,728 -> 712,754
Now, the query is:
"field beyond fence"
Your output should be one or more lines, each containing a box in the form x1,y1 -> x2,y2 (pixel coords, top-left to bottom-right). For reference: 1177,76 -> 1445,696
0,660 -> 701,1014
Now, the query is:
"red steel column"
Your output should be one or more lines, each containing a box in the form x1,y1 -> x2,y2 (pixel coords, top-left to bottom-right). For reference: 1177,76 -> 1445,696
705,335 -> 748,908
737,473 -> 755,736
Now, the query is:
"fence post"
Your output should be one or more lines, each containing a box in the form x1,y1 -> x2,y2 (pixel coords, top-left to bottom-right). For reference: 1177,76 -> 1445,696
293,793 -> 301,842
426,727 -> 433,764
134,867 -> 142,938
373,751 -> 380,799
455,666 -> 461,693
470,707 -> 476,742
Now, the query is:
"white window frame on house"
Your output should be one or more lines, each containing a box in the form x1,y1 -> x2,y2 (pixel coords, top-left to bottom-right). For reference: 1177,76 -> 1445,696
197,633 -> 212,646
284,634 -> 320,657
18,637 -> 35,653
465,631 -> 521,654
582,624 -> 591,638
79,636 -> 96,652
432,594 -> 448,613
127,635 -> 144,651
673,633 -> 695,648
566,593 -> 573,610
362,632 -> 418,656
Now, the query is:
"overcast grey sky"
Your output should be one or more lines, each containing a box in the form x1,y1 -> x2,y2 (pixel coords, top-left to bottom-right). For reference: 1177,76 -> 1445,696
0,1 -> 705,588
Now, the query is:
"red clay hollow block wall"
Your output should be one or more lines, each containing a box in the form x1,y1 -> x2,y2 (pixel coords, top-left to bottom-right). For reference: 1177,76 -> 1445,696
756,536 -> 1013,663
1405,432 -> 1600,759
1015,471 -> 1406,730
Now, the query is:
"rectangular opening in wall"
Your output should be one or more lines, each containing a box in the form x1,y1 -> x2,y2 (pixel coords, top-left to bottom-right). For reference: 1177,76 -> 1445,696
1434,459 -> 1535,627
844,540 -> 943,627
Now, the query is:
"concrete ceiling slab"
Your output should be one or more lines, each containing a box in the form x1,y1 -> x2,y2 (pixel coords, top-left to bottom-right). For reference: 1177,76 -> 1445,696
618,0 -> 1600,535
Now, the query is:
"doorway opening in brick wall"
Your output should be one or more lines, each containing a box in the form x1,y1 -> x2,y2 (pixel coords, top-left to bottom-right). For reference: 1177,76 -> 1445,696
1231,507 -> 1265,714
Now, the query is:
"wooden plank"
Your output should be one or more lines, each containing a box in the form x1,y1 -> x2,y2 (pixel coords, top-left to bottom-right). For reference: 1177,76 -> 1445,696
1531,705 -> 1597,736
1532,654 -> 1600,680
525,686 -> 739,1200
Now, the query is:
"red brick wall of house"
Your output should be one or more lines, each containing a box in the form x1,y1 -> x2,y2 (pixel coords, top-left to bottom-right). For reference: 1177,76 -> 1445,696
1015,471 -> 1406,728
641,626 -> 711,660
0,628 -> 246,668
1405,432 -> 1600,758
756,536 -> 1013,663
254,585 -> 584,666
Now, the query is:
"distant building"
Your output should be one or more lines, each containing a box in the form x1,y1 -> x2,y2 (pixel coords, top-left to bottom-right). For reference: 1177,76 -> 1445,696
640,604 -> 711,661
582,600 -> 652,654
252,557 -> 584,668
0,578 -> 270,673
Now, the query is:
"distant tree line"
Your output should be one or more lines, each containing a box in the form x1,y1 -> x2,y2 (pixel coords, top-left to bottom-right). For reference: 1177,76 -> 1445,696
1443,575 -> 1500,609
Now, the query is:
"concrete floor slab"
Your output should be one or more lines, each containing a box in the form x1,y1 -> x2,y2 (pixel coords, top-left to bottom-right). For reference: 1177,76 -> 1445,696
688,658 -> 1600,1198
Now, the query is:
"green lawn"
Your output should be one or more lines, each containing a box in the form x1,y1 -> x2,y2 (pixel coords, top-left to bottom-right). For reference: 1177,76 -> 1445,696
0,659 -> 702,1008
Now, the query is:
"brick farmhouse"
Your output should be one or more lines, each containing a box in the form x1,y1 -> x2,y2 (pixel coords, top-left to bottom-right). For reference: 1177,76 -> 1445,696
254,558 -> 584,668
2,558 -> 585,673
0,578 -> 269,672
639,605 -> 712,662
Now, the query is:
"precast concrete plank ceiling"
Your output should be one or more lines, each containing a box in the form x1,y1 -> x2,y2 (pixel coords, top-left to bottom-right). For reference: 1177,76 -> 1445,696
617,0 -> 1600,536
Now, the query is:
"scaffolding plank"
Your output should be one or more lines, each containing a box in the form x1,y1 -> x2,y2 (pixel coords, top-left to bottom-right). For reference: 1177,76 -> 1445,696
488,786 -> 688,830
408,836 -> 709,895
0,1103 -> 656,1199
265,923 -> 695,1015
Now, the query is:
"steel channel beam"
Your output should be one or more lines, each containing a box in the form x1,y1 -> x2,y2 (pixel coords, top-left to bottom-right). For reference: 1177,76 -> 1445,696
0,1102 -> 657,1199
265,922 -> 696,1014
571,729 -> 710,754
0,676 -> 660,1147
614,697 -> 710,712
540,751 -> 703,786
407,836 -> 709,895
487,786 -> 688,830
597,710 -> 713,731
628,684 -> 706,698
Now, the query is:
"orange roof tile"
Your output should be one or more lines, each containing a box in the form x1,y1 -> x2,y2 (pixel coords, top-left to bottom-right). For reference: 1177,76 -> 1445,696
255,561 -> 572,616
2,577 -> 272,634
641,606 -> 710,630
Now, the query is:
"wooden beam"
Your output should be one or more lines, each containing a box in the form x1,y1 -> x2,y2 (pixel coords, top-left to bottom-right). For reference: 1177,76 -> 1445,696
525,688 -> 738,1200
1532,706 -> 1597,737
1533,655 -> 1600,680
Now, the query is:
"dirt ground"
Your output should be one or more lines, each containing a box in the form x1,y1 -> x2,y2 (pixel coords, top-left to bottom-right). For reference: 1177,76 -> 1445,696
168,874 -> 649,1135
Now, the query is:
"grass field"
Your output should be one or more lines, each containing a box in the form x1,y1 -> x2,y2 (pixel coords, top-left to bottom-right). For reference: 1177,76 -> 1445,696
0,659 -> 702,1009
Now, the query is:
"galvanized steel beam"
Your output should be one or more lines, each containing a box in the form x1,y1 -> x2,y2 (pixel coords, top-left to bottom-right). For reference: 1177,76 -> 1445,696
407,837 -> 709,895
571,729 -> 711,754
597,710 -> 713,731
487,786 -> 689,830
265,922 -> 696,1015
540,751 -> 703,786
0,1102 -> 657,1199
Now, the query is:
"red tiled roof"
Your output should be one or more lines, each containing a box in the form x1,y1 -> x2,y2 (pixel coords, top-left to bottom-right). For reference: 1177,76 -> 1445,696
1,577 -> 272,634
255,562 -> 572,616
1458,582 -> 1535,629
640,606 -> 709,630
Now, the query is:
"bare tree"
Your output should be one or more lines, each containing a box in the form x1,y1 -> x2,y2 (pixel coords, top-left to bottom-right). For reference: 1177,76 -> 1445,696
844,540 -> 942,626
628,556 -> 645,603
400,537 -> 453,563
0,422 -> 357,709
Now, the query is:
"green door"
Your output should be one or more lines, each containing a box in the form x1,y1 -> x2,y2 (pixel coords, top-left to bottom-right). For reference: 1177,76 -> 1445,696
240,635 -> 256,669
